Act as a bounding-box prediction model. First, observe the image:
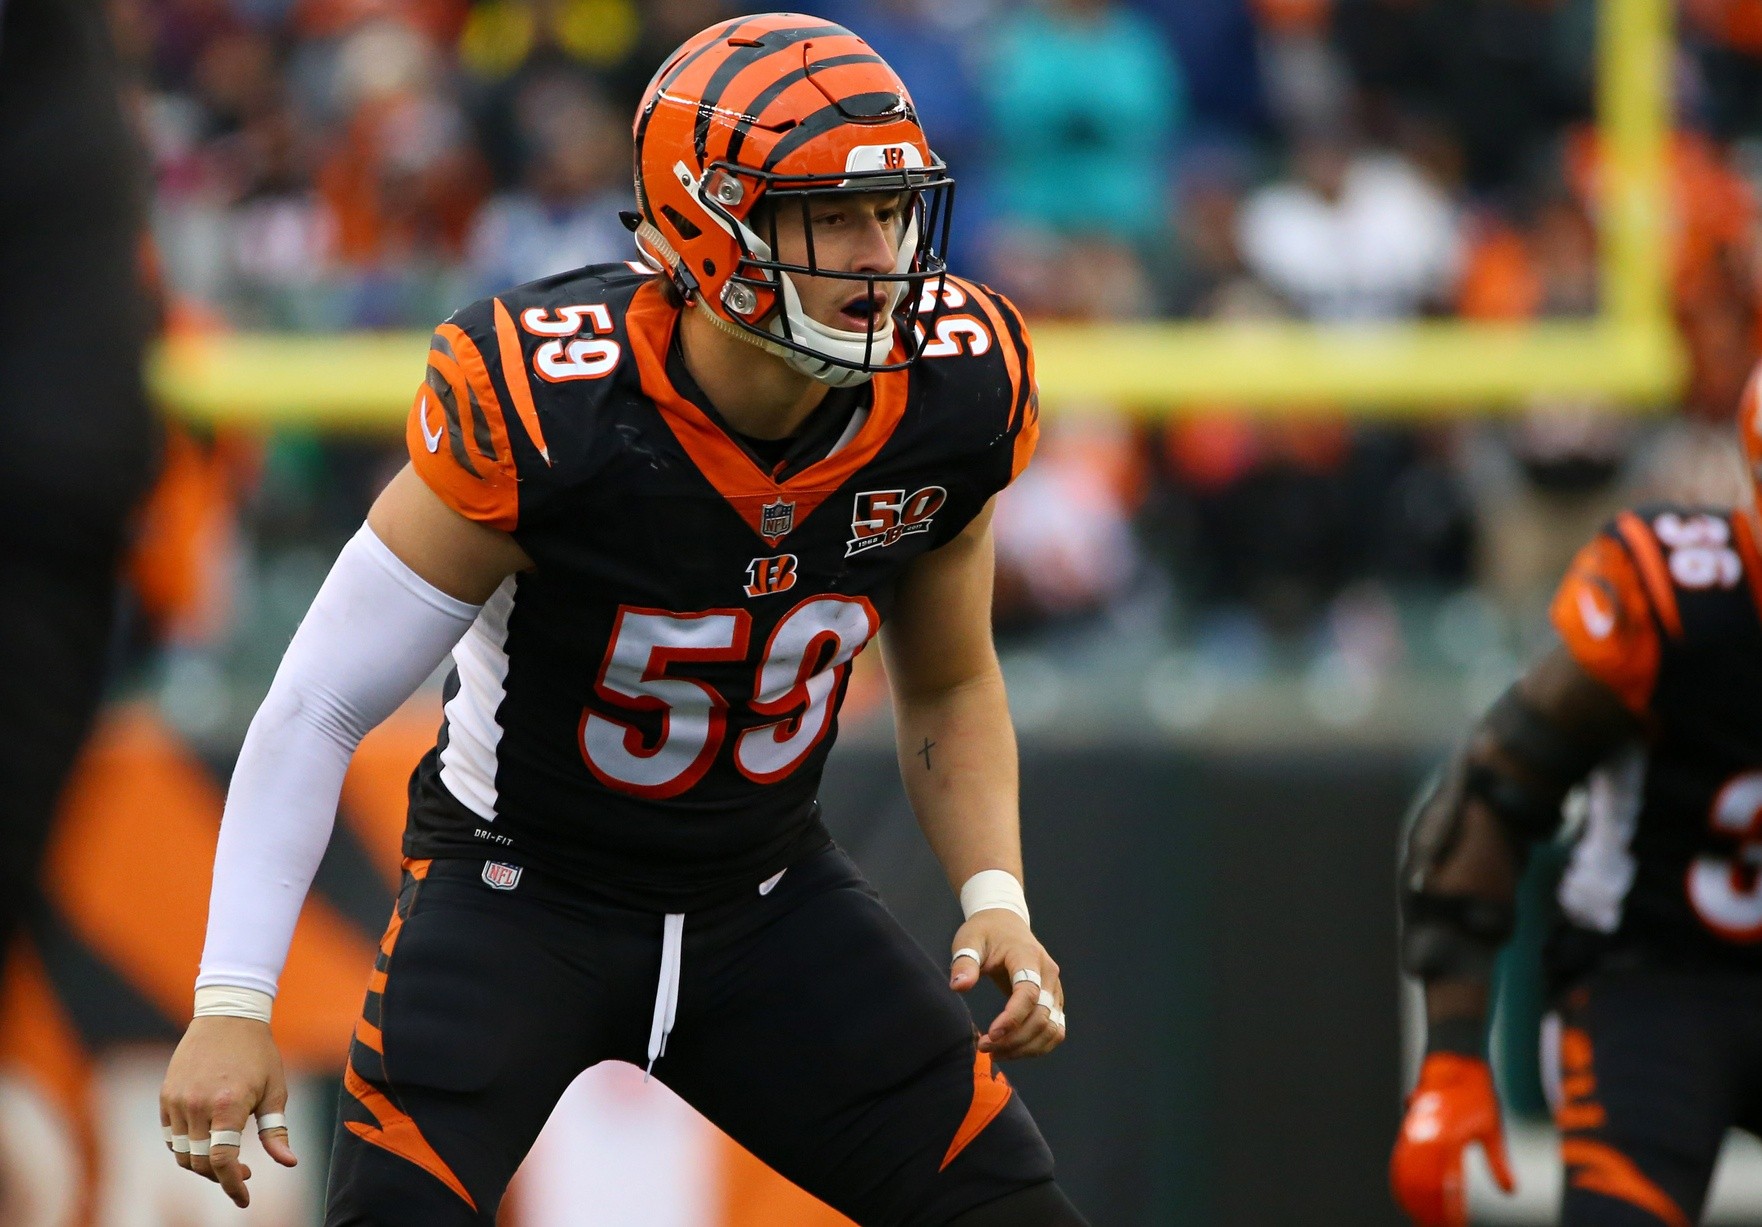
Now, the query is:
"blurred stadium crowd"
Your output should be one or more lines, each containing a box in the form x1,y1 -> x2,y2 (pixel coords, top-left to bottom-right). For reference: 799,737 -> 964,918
124,0 -> 1762,729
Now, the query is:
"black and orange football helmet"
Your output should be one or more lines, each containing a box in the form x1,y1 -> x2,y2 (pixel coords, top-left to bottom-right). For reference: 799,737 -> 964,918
631,14 -> 954,387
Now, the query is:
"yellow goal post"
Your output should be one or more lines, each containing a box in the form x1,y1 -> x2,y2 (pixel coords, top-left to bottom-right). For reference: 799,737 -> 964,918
151,0 -> 1681,428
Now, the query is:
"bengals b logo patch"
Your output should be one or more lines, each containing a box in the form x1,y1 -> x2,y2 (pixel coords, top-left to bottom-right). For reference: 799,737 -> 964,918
745,554 -> 798,598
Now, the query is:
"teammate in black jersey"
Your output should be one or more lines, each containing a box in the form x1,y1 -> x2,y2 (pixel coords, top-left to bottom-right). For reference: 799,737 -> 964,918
160,15 -> 1087,1227
1392,365 -> 1762,1226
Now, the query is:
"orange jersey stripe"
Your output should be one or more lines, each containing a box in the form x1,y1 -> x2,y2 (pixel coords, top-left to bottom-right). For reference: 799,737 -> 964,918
1732,509 -> 1762,622
493,298 -> 552,463
1615,512 -> 1684,638
1011,390 -> 1041,484
953,278 -> 1039,483
991,292 -> 1042,481
440,326 -> 516,466
949,277 -> 1022,421
993,292 -> 1037,400
940,1046 -> 1013,1171
408,331 -> 520,530
424,348 -> 479,473
624,280 -> 910,542
1550,534 -> 1663,714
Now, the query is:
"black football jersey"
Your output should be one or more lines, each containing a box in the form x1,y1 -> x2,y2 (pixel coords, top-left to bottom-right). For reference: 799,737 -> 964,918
399,264 -> 1039,910
1550,504 -> 1762,970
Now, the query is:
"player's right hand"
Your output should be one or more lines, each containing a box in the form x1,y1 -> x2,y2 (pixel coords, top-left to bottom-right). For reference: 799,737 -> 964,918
160,1017 -> 298,1208
949,909 -> 1067,1060
1390,1053 -> 1515,1226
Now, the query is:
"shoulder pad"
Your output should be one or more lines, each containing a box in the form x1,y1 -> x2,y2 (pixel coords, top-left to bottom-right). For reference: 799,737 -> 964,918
1550,512 -> 1671,713
916,275 -> 1041,487
407,266 -> 661,530
1604,505 -> 1750,631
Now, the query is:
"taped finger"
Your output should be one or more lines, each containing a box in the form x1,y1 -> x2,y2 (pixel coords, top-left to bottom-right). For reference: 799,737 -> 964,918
1011,967 -> 1043,989
256,1112 -> 288,1133
989,978 -> 1041,1037
951,947 -> 982,967
210,1130 -> 244,1150
189,1137 -> 211,1158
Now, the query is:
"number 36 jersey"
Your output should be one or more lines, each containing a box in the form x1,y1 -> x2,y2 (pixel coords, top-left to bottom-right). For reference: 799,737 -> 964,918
399,264 -> 1038,910
1550,504 -> 1762,970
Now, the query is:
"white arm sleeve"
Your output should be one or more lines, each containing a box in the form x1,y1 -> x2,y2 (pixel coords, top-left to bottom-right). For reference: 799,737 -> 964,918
196,524 -> 482,997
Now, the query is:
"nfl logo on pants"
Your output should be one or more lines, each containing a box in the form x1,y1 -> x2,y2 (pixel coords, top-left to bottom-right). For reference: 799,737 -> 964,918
481,861 -> 523,890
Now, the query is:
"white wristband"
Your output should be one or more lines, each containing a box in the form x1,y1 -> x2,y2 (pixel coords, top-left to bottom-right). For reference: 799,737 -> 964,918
959,869 -> 1030,926
193,986 -> 274,1024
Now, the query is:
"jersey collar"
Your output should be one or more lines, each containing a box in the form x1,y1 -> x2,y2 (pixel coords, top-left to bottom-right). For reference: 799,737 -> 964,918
625,279 -> 910,546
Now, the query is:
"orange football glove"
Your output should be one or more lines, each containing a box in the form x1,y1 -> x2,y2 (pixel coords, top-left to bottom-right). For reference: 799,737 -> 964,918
1391,1052 -> 1516,1226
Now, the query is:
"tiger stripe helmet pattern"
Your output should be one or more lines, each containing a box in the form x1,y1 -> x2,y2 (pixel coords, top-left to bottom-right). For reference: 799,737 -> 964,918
632,13 -> 955,387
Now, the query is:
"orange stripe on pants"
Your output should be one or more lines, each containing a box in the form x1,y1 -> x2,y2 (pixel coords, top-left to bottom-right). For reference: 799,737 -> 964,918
941,1047 -> 1013,1171
1561,1139 -> 1690,1227
342,1064 -> 477,1211
340,858 -> 471,1209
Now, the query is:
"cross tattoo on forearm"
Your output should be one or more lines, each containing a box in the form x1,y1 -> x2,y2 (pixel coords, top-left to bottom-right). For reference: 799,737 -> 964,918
918,737 -> 935,770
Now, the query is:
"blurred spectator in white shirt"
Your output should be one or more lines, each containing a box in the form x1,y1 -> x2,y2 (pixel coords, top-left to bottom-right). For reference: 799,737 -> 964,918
1237,125 -> 1461,320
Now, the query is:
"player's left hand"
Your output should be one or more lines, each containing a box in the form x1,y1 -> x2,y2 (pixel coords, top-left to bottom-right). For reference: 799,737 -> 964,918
949,910 -> 1066,1060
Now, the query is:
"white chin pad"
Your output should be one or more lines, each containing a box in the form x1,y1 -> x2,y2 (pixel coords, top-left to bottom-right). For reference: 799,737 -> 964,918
768,272 -> 896,388
737,195 -> 920,388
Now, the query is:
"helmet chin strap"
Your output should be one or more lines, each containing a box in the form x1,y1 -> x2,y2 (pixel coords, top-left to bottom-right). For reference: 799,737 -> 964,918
634,217 -> 806,369
692,296 -> 794,360
692,295 -> 883,390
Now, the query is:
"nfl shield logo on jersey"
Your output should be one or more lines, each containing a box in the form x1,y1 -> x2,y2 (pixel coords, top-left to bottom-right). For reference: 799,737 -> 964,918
481,861 -> 523,891
760,499 -> 797,541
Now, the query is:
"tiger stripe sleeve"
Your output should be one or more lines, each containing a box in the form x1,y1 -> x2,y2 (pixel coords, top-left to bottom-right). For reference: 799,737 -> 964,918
406,315 -> 522,531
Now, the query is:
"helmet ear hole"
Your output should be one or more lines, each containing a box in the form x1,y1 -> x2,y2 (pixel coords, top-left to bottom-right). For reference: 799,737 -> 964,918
660,205 -> 702,241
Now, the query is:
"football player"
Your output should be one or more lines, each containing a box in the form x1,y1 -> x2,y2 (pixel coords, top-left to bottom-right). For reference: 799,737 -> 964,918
1391,363 -> 1762,1226
159,15 -> 1088,1227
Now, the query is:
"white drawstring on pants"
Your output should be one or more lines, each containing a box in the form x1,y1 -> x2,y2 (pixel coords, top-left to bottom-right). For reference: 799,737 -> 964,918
645,912 -> 685,1079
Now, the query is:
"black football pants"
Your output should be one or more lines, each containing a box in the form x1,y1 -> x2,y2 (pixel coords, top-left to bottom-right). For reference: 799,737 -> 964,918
1551,968 -> 1762,1226
324,847 -> 1072,1226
